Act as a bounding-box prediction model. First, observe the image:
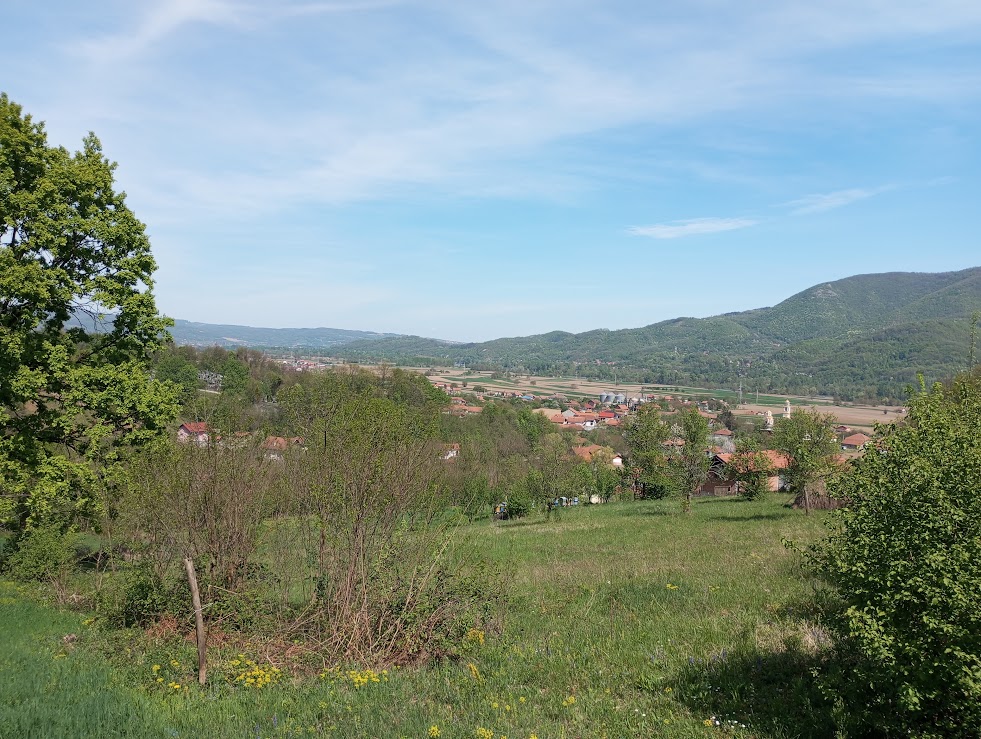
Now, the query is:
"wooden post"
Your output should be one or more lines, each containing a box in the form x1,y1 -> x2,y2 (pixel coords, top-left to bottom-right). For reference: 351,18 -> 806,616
183,556 -> 207,685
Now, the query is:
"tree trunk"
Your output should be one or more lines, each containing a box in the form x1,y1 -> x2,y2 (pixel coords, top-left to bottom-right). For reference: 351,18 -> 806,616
183,556 -> 207,685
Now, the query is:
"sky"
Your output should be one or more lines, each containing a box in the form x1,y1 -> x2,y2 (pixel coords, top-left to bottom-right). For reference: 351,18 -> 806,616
6,0 -> 981,341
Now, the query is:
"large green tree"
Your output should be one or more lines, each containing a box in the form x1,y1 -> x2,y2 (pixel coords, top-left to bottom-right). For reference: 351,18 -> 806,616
0,94 -> 177,534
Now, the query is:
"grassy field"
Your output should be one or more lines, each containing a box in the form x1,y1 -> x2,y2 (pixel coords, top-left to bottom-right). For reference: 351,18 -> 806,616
1,497 -> 834,738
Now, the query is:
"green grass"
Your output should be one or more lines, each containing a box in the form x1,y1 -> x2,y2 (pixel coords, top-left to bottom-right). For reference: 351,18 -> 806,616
1,497 -> 834,738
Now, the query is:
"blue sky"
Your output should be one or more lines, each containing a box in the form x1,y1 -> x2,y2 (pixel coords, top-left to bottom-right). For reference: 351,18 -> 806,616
7,1 -> 981,341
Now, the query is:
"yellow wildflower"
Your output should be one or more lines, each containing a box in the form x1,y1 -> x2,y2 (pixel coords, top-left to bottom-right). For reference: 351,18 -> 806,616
428,726 -> 441,738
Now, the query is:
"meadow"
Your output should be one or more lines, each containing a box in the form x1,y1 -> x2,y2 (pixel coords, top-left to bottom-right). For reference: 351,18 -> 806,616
0,496 -> 834,739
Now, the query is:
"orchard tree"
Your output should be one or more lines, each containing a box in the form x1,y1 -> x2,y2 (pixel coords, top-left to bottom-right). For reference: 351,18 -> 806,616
772,408 -> 839,514
671,406 -> 710,513
623,403 -> 670,497
0,94 -> 177,541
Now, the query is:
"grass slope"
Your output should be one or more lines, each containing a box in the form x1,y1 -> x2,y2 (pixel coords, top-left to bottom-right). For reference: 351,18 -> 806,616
2,497 -> 834,738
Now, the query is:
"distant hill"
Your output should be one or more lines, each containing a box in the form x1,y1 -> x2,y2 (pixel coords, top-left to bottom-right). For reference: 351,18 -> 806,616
168,319 -> 403,349
334,267 -> 981,402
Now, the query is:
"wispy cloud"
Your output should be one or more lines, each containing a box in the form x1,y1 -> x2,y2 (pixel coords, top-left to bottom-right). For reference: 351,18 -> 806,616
786,185 -> 895,214
628,217 -> 758,239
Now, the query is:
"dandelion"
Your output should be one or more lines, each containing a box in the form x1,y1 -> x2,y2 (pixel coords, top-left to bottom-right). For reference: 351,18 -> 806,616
152,664 -> 161,673
475,728 -> 494,739
428,726 -> 441,738
491,702 -> 499,710
518,697 -> 526,704
664,687 -> 673,693
665,583 -> 679,590
562,695 -> 576,707
170,660 -> 180,669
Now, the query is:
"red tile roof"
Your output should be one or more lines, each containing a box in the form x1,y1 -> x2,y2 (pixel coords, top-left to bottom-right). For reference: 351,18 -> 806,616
180,422 -> 209,434
716,449 -> 790,471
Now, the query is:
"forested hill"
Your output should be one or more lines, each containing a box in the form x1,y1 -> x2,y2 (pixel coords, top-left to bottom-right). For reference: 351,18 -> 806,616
168,319 -> 403,348
336,267 -> 981,402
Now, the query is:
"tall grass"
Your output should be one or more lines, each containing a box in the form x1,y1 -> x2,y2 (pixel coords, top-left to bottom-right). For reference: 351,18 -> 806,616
1,496 -> 833,738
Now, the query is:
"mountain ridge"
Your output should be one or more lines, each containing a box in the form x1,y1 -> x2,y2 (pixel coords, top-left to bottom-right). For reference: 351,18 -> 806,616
330,267 -> 981,401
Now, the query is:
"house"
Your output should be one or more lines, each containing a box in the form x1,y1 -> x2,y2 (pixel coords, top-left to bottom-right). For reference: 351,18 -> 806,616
698,450 -> 791,496
573,445 -> 620,466
533,408 -> 564,421
708,428 -> 735,453
841,433 -> 871,450
439,442 -> 460,461
261,435 -> 304,460
177,422 -> 210,447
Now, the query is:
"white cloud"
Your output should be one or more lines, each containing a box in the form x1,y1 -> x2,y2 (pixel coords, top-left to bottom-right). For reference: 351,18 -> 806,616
628,217 -> 758,239
786,185 -> 894,214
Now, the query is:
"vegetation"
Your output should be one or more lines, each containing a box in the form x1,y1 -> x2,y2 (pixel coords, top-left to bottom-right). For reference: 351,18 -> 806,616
2,497 -> 837,738
334,268 -> 981,402
772,409 -> 840,515
5,94 -> 981,738
812,370 -> 981,736
0,94 -> 176,549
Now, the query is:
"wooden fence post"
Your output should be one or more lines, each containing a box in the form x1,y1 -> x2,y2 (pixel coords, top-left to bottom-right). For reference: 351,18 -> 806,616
183,556 -> 207,685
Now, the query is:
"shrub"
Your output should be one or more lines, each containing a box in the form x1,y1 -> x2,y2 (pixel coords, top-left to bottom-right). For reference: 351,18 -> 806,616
99,564 -> 169,628
812,373 -> 981,736
503,488 -> 532,519
4,525 -> 76,585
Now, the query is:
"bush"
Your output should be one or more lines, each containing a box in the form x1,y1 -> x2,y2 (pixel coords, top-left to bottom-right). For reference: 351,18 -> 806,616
503,488 -> 532,519
4,526 -> 76,585
813,373 -> 981,736
99,564 -> 169,628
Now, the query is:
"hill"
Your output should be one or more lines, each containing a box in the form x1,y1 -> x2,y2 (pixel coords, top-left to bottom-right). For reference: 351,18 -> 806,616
167,319 -> 402,349
335,267 -> 981,401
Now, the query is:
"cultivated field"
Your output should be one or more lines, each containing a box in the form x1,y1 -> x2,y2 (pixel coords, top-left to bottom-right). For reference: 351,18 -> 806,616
416,367 -> 902,431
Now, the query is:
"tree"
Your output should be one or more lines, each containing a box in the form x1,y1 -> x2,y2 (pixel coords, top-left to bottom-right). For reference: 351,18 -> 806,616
623,403 -> 670,497
724,438 -> 775,501
813,372 -> 981,735
672,406 -> 710,513
772,408 -> 838,514
155,349 -> 200,404
0,94 -> 176,539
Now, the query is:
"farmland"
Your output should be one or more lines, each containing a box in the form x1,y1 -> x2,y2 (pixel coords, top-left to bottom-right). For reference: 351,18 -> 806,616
413,367 -> 903,431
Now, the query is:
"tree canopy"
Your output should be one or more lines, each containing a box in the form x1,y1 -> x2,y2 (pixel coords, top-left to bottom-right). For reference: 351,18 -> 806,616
0,94 -> 176,533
